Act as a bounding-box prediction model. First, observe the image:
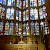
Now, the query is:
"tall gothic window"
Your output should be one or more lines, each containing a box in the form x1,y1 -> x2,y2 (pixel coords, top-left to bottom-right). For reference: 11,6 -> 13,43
0,0 -> 49,36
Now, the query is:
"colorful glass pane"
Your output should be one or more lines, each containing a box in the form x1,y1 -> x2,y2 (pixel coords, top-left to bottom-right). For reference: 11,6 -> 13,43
0,22 -> 3,32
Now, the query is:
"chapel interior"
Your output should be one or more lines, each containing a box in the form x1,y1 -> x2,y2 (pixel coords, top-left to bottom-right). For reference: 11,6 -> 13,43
0,0 -> 50,50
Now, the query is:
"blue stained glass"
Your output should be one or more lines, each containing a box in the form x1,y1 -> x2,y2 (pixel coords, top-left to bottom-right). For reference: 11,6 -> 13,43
42,0 -> 45,4
3,0 -> 6,5
30,1 -> 33,6
30,1 -> 32,6
0,22 -> 3,32
16,10 -> 19,17
0,0 -> 2,4
10,22 -> 13,26
30,8 -> 35,20
11,0 -> 15,6
30,15 -> 35,20
2,8 -> 5,10
10,8 -> 14,19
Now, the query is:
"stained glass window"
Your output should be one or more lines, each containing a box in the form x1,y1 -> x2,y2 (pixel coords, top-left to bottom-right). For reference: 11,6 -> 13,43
23,23 -> 27,36
25,22 -> 29,35
10,8 -> 14,19
6,8 -> 14,20
16,23 -> 18,35
17,0 -> 22,9
39,6 -> 47,19
30,8 -> 38,20
34,8 -> 38,20
38,0 -> 45,6
41,0 -> 45,5
16,10 -> 21,21
7,0 -> 15,6
35,21 -> 39,35
30,0 -> 37,7
40,21 -> 44,31
0,0 -> 49,36
31,22 -> 35,35
26,9 -> 29,20
5,21 -> 9,35
3,0 -> 6,5
9,22 -> 14,35
23,0 -> 26,9
23,11 -> 25,21
23,9 -> 29,21
0,21 -> 3,35
26,0 -> 28,7
0,0 -> 6,5
23,0 -> 28,9
0,6 -> 5,19
30,8 -> 34,20
44,20 -> 49,35
18,23 -> 22,36
0,22 -> 3,32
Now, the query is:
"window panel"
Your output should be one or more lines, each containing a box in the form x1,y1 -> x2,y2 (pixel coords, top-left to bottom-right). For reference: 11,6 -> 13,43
0,0 -> 49,36
18,23 -> 22,36
33,0 -> 37,7
7,0 -> 11,6
9,22 -> 14,35
41,0 -> 45,5
26,0 -> 28,7
31,22 -> 35,35
23,23 -> 27,36
30,8 -> 38,20
42,6 -> 47,18
34,8 -> 38,20
44,20 -> 49,35
7,0 -> 15,6
16,23 -> 18,35
0,22 -> 3,33
26,9 -> 29,20
30,8 -> 35,20
16,10 -> 19,20
38,0 -> 45,6
30,0 -> 37,7
6,8 -> 11,19
39,6 -> 47,19
23,0 -> 26,9
3,0 -> 6,5
30,0 -> 33,7
5,21 -> 9,35
38,0 -> 41,6
23,0 -> 28,9
40,21 -> 44,31
23,10 -> 29,21
35,21 -> 39,35
23,23 -> 29,36
0,6 -> 5,19
17,0 -> 22,9
25,22 -> 29,35
19,11 -> 21,21
6,8 -> 14,20
0,0 -> 6,5
10,8 -> 14,19
16,10 -> 21,21
23,11 -> 26,21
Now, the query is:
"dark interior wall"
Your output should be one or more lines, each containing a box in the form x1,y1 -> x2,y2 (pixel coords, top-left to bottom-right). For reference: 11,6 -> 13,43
45,0 -> 50,49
